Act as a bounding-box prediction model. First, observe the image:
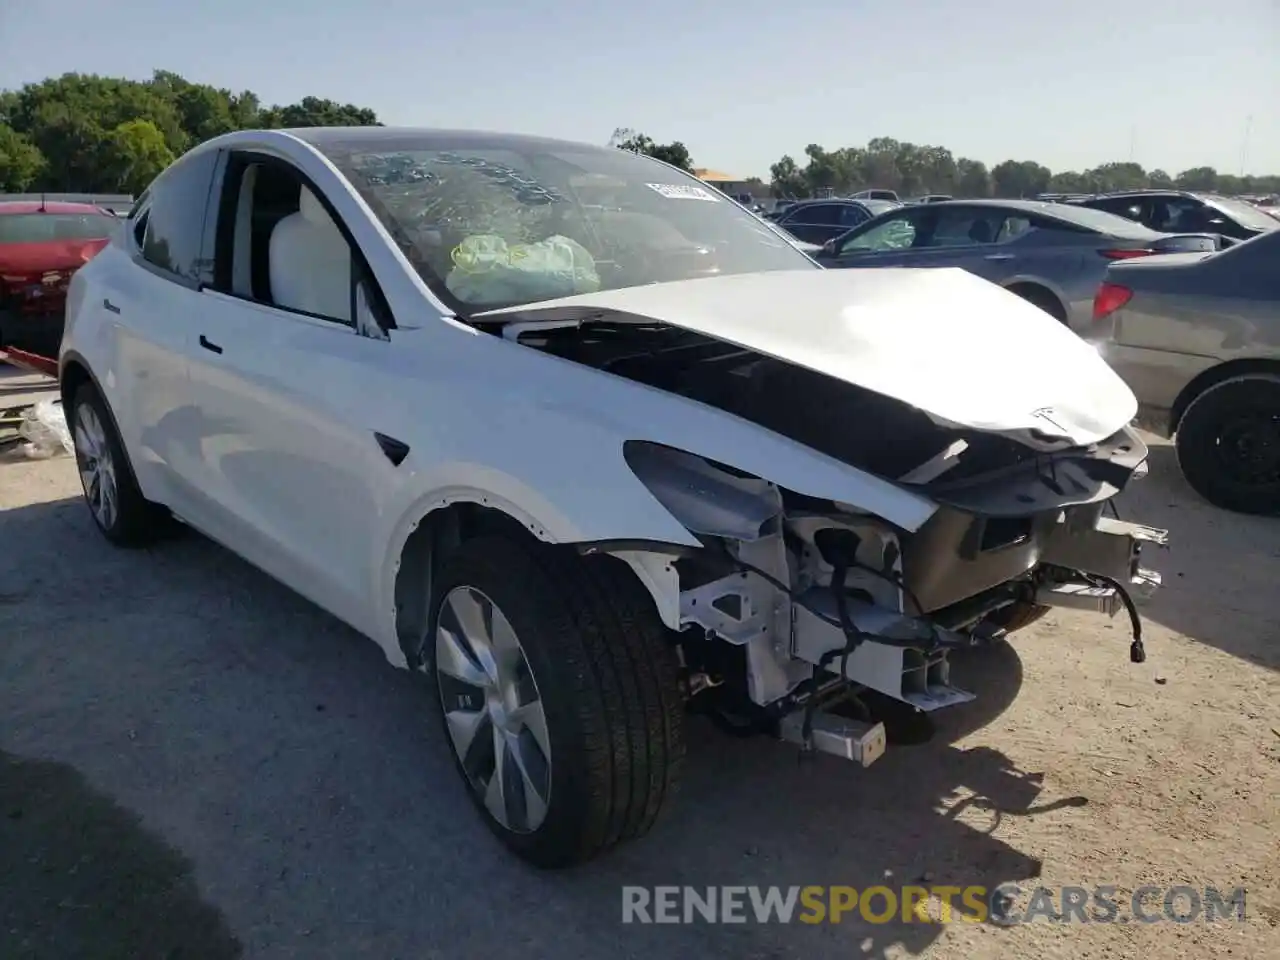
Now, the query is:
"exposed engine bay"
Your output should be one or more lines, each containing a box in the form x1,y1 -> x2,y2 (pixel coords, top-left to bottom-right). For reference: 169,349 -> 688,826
490,310 -> 1169,764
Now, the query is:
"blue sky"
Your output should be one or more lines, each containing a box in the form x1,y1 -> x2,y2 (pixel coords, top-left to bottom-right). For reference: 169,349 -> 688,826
2,0 -> 1277,179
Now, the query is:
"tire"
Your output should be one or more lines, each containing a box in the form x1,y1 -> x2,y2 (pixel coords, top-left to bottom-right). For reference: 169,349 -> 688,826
1174,374 -> 1280,516
424,535 -> 685,868
1009,285 -> 1068,324
69,382 -> 171,546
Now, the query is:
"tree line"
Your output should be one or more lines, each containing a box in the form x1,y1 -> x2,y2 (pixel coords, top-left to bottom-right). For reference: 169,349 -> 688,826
3,75 -> 1275,202
0,71 -> 380,194
616,130 -> 1280,199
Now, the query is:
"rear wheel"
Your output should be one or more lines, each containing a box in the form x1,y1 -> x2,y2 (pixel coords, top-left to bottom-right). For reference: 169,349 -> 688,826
1175,374 -> 1280,515
70,383 -> 171,546
423,536 -> 685,868
1008,285 -> 1068,324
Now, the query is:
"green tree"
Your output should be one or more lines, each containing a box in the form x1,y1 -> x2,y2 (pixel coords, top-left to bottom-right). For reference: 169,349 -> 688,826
103,119 -> 176,194
991,159 -> 1052,198
1175,166 -> 1218,191
0,70 -> 382,192
768,155 -> 806,197
765,141 -> 1280,201
955,158 -> 992,198
609,128 -> 695,172
263,96 -> 380,129
0,123 -> 45,190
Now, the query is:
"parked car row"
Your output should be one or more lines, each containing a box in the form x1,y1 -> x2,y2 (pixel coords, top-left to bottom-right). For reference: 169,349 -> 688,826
765,193 -> 1278,516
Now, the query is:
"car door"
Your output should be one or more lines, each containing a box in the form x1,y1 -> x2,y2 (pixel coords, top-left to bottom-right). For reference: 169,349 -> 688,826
90,150 -> 220,512
182,151 -> 398,631
778,203 -> 845,244
823,208 -> 927,268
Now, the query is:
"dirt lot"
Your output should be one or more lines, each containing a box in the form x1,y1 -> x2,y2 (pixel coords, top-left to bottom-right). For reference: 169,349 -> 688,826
1,370 -> 1277,959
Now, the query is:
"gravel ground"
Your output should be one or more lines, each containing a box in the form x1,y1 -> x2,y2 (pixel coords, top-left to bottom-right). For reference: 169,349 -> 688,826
1,369 -> 1277,959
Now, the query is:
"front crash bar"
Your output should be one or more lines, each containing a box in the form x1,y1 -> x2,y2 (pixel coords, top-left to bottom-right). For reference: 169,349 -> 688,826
1040,514 -> 1169,590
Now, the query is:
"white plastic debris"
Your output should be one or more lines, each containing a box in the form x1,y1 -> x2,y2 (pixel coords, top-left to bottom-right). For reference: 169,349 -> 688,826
17,398 -> 74,459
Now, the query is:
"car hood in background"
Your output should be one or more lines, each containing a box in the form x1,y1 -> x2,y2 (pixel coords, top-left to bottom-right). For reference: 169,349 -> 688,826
484,268 -> 1139,451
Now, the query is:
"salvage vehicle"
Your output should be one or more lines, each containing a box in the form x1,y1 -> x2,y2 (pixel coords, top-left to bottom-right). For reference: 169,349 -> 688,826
1090,228 -> 1280,515
0,199 -> 116,356
59,127 -> 1168,868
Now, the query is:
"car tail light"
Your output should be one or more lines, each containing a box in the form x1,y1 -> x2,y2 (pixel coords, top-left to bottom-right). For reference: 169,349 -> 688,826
1093,282 -> 1133,321
1100,248 -> 1154,260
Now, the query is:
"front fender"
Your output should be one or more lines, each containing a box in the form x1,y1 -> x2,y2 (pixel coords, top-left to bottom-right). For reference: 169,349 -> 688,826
365,323 -> 941,662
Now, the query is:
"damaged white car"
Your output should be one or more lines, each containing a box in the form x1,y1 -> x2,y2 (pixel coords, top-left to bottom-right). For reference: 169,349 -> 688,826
60,127 -> 1168,868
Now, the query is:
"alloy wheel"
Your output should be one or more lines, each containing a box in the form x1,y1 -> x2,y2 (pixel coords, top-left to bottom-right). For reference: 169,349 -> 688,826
73,402 -> 118,531
434,586 -> 552,833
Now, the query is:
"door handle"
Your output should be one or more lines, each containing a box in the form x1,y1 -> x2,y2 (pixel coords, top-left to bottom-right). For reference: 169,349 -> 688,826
198,334 -> 223,355
103,298 -> 121,314
984,253 -> 1015,261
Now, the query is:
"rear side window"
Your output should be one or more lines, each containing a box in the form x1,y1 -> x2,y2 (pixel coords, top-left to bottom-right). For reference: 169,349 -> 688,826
792,204 -> 841,225
926,209 -> 1000,247
838,204 -> 869,227
1084,196 -> 1145,221
1045,203 -> 1160,240
0,213 -> 116,244
140,150 -> 219,285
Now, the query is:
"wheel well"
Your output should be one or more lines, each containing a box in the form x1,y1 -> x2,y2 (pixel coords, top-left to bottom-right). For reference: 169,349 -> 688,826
392,502 -> 546,665
59,358 -> 92,410
1170,358 -> 1280,434
1005,282 -> 1067,323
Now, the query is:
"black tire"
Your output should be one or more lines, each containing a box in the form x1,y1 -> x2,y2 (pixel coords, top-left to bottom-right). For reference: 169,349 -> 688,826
1009,285 -> 1068,324
424,535 -> 685,868
69,382 -> 172,546
1174,374 -> 1280,516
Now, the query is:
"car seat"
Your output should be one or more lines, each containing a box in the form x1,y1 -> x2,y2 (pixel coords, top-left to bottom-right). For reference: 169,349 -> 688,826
268,186 -> 351,322
967,218 -> 994,243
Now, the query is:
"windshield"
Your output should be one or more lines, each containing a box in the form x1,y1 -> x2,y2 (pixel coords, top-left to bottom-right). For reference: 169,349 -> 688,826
1206,196 -> 1278,232
0,212 -> 115,244
313,133 -> 816,312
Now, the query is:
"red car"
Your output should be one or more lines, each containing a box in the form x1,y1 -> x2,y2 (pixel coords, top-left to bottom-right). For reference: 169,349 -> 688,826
0,200 -> 119,357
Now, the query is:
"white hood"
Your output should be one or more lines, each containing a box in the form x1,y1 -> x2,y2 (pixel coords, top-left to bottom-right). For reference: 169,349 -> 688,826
494,268 -> 1138,449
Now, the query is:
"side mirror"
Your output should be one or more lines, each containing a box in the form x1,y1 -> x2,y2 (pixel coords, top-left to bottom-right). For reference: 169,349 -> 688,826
820,239 -> 837,256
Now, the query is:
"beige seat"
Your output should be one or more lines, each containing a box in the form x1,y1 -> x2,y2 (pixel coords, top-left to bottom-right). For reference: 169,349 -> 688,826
268,186 -> 351,322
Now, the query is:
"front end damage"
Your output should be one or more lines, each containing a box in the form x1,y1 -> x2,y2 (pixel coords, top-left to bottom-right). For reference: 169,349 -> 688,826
486,296 -> 1172,773
606,435 -> 1165,765
500,311 -> 1169,767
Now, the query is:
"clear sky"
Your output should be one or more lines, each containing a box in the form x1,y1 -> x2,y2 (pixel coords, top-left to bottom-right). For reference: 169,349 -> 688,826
2,0 -> 1277,179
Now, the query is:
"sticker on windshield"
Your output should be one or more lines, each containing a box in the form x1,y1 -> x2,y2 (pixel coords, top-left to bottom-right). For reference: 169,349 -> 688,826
645,183 -> 722,202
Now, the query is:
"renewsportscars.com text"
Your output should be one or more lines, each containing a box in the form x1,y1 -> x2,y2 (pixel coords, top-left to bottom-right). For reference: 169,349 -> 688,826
621,884 -> 1248,925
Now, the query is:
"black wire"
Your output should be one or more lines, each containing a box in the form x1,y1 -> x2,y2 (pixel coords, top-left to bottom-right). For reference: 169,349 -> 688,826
798,563 -> 867,749
1090,573 -> 1145,663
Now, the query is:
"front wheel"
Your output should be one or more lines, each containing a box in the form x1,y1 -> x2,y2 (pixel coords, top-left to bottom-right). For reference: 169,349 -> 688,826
424,536 -> 685,868
1175,374 -> 1280,516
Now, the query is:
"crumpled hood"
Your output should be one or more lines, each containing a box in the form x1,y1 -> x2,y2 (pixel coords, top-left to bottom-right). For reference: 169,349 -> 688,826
490,267 -> 1139,449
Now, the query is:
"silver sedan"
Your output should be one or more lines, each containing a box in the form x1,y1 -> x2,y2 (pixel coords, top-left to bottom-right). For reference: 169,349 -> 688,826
813,199 -> 1217,332
1089,229 -> 1280,515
